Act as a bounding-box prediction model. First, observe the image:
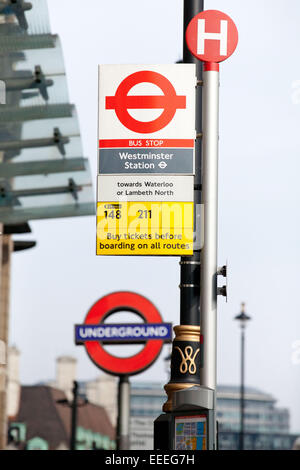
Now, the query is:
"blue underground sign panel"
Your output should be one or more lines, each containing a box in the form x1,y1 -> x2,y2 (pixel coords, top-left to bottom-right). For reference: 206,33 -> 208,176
75,322 -> 172,344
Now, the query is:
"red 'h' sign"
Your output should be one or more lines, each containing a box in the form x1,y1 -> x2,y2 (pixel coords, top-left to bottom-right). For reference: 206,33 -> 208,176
185,10 -> 238,65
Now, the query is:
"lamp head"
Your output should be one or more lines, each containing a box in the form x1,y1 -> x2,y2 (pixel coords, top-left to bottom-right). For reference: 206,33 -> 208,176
234,302 -> 251,328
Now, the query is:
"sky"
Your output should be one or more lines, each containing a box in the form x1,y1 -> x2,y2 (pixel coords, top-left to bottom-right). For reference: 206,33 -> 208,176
7,0 -> 300,432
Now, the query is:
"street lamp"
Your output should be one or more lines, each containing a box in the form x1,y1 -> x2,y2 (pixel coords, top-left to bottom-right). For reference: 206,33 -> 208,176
234,303 -> 251,451
57,381 -> 88,450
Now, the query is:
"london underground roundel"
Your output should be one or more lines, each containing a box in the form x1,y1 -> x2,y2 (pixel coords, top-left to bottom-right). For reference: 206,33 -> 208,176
105,70 -> 186,133
185,10 -> 238,64
76,291 -> 171,376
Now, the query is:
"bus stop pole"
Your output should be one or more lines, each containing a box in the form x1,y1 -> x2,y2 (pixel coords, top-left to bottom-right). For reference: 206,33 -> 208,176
199,64 -> 219,446
200,65 -> 219,392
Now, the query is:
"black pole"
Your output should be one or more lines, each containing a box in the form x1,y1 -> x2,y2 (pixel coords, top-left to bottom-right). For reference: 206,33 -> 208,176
162,0 -> 204,414
235,304 -> 251,451
239,328 -> 245,450
70,381 -> 78,451
180,0 -> 204,326
116,375 -> 130,450
116,376 -> 121,450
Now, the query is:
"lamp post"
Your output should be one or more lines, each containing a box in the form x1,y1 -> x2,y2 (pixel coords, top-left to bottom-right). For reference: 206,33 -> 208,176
234,303 -> 251,451
57,381 -> 88,450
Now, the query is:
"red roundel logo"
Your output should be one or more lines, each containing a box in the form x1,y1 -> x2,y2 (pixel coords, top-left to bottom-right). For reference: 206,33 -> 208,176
83,291 -> 165,376
105,71 -> 186,133
185,10 -> 238,64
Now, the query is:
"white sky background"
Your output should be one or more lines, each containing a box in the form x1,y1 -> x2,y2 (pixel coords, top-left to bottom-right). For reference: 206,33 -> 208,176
8,0 -> 300,432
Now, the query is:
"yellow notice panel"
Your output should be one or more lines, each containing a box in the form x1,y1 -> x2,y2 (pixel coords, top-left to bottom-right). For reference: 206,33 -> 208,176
96,201 -> 193,255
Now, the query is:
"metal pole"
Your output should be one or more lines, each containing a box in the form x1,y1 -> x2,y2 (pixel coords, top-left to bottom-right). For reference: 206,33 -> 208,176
240,328 -> 245,450
70,381 -> 78,451
116,375 -> 130,450
0,233 -> 13,450
199,66 -> 219,449
200,67 -> 219,391
0,227 -> 4,450
235,303 -> 250,450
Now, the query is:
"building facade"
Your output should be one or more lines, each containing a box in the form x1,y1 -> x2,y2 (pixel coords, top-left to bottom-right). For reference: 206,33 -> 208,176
48,356 -> 118,427
216,385 -> 291,449
129,382 -> 298,450
5,351 -> 298,450
217,385 -> 290,434
5,353 -> 116,449
9,385 -> 115,450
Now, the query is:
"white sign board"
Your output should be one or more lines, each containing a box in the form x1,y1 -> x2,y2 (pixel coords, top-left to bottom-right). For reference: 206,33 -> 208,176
98,64 -> 196,143
130,417 -> 154,450
97,64 -> 196,256
97,175 -> 194,202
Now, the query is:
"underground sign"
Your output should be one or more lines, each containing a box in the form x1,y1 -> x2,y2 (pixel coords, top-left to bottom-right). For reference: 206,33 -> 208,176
105,70 -> 187,134
75,291 -> 172,376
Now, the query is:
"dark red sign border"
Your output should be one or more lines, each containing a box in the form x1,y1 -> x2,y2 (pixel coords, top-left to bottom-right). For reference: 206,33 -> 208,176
83,291 -> 165,376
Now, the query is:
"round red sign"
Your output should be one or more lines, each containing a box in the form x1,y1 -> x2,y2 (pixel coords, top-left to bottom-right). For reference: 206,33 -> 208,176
185,10 -> 238,64
83,291 -> 165,376
105,71 -> 186,133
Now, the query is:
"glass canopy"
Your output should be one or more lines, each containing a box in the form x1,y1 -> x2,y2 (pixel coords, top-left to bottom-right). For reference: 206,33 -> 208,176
0,0 -> 95,226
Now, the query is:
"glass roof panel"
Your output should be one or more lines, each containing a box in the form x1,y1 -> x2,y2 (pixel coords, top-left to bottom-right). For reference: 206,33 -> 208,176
1,36 -> 65,77
6,136 -> 83,162
24,0 -> 51,35
11,166 -> 93,190
0,158 -> 88,177
0,1 -> 95,225
18,75 -> 69,107
0,199 -> 95,224
0,33 -> 55,53
0,106 -> 83,161
0,106 -> 79,140
15,185 -> 93,207
0,0 -> 50,34
0,164 -> 95,224
0,103 -> 73,122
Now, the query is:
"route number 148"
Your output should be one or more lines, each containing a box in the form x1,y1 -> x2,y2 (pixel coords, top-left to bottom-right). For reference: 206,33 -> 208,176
104,209 -> 121,219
